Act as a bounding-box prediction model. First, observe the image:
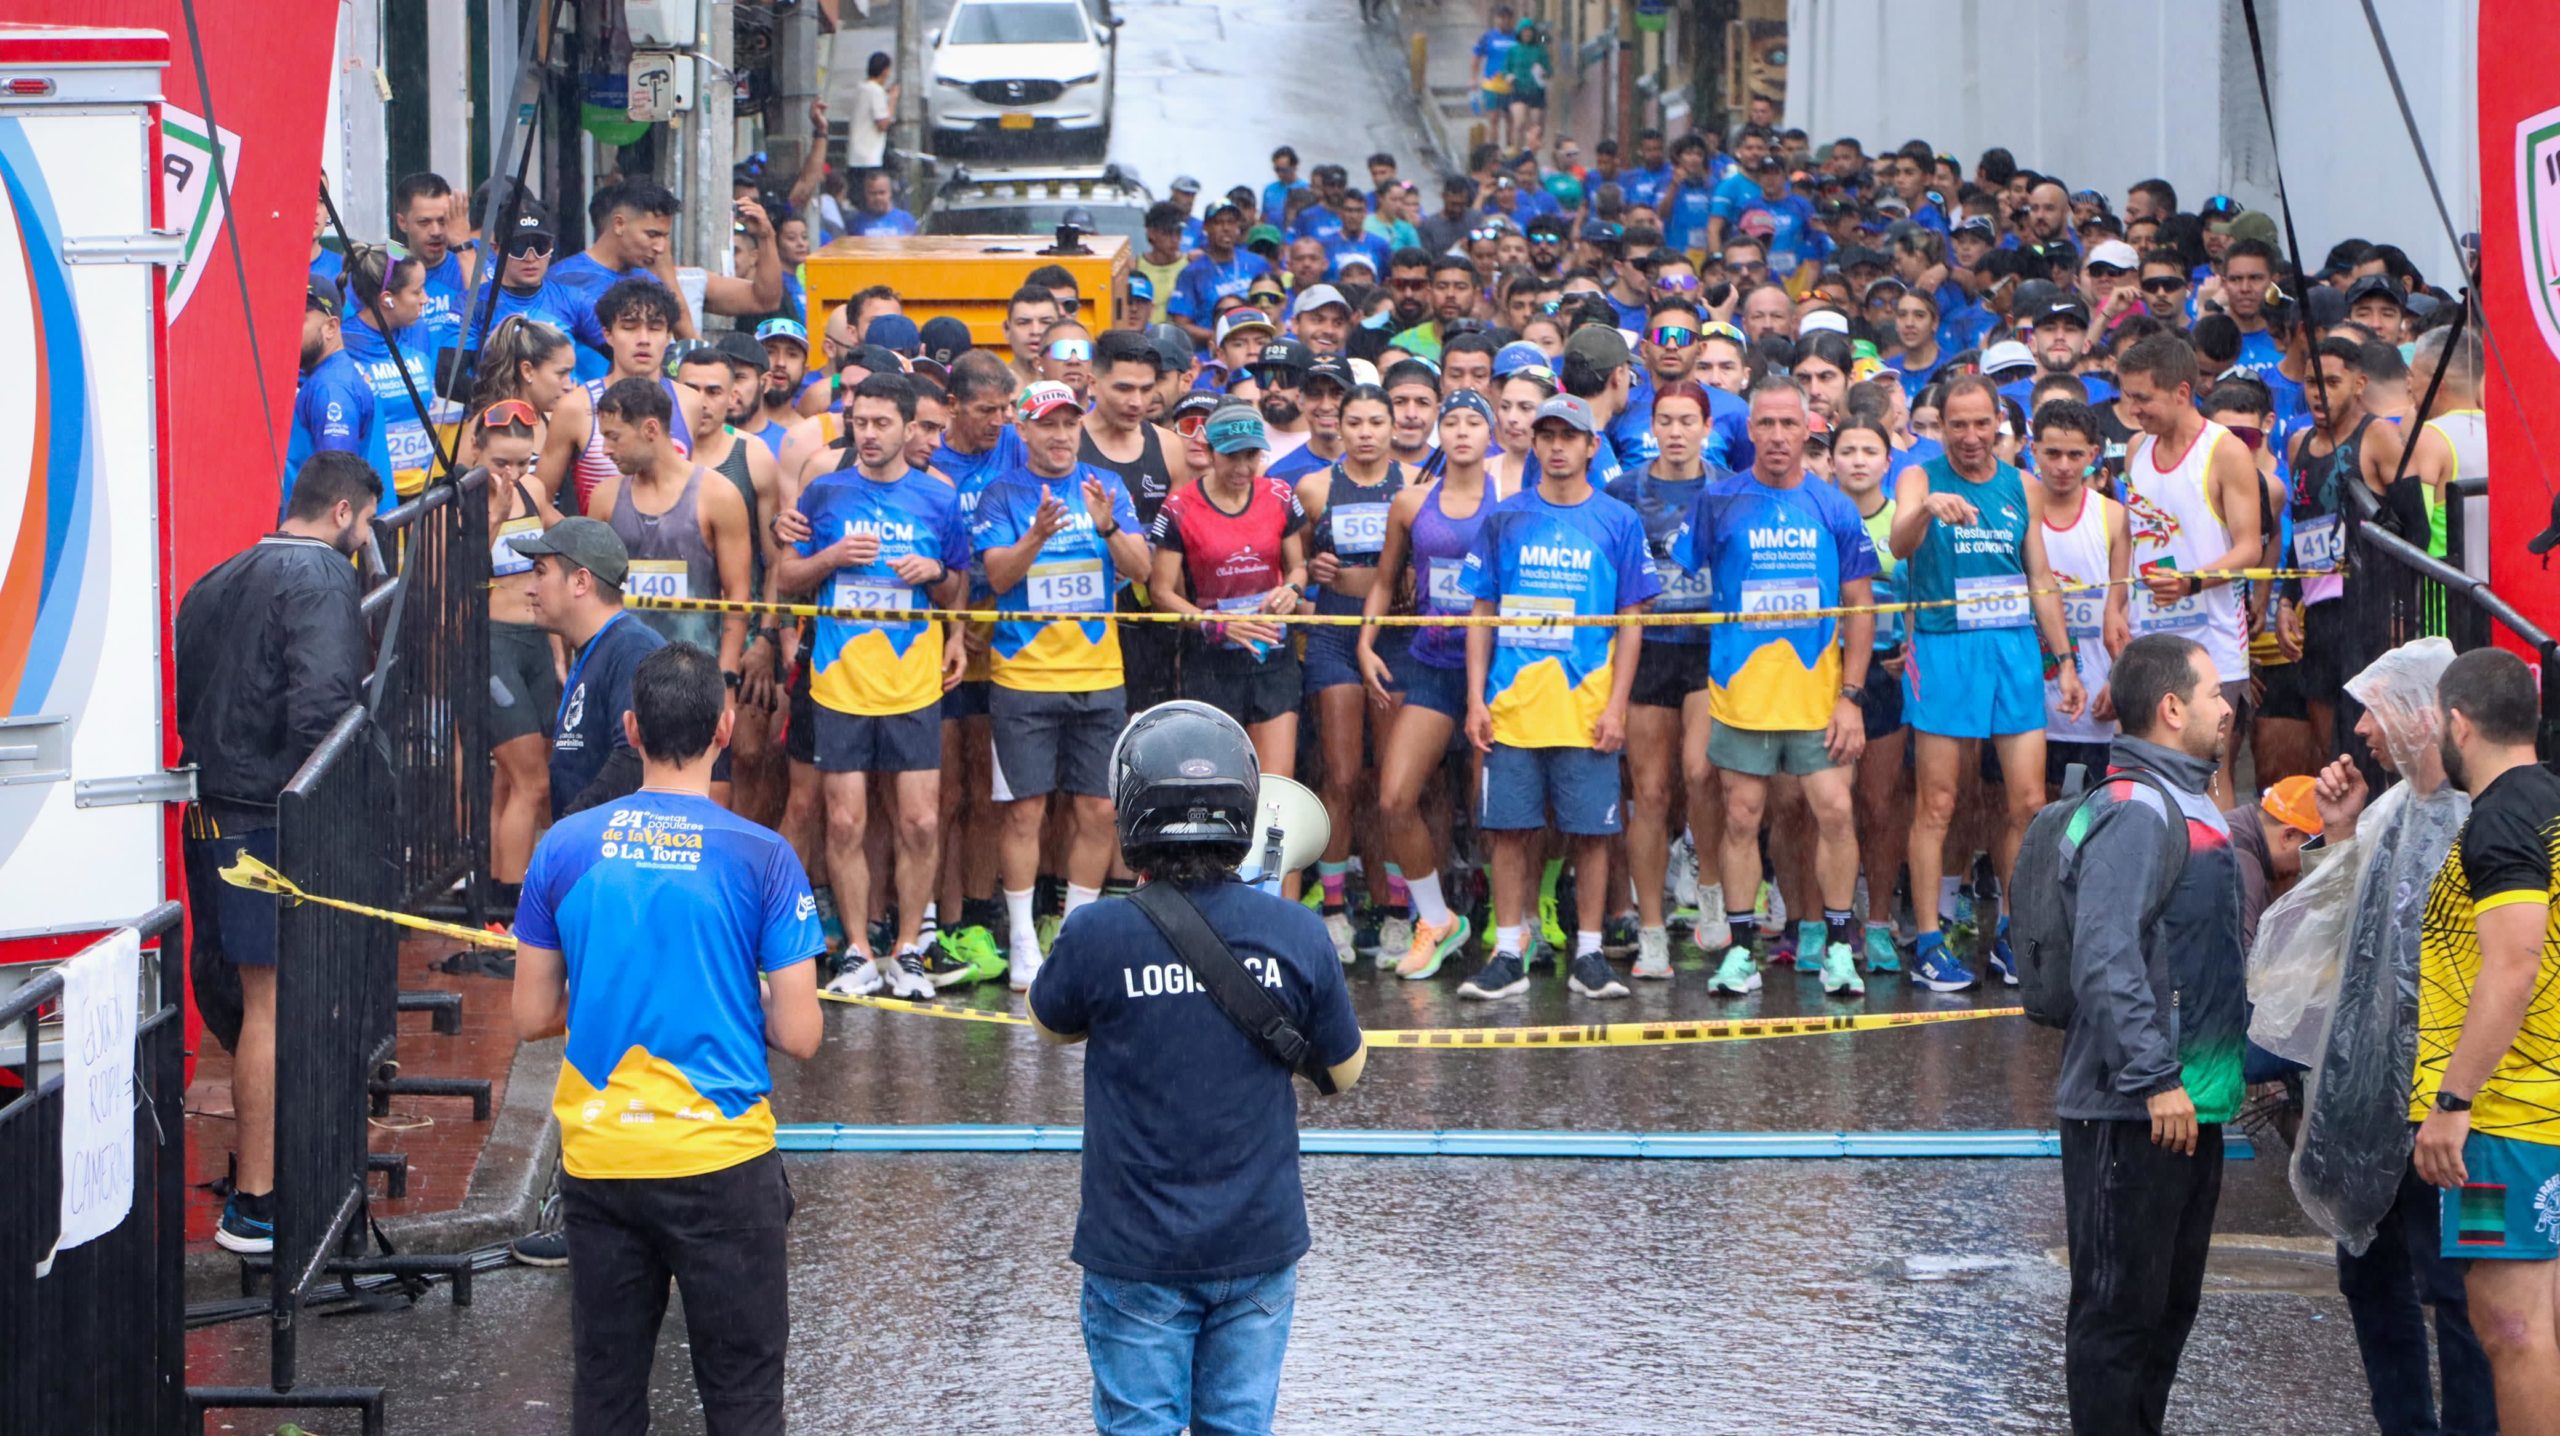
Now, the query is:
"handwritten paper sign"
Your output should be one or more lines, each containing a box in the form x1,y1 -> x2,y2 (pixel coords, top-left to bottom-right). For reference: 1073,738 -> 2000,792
57,928 -> 138,1253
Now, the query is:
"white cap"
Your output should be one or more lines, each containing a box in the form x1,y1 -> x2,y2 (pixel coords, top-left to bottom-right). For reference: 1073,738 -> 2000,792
2086,238 -> 2141,271
1981,339 -> 2035,376
1346,357 -> 1382,387
1796,309 -> 1850,337
1294,282 -> 1352,313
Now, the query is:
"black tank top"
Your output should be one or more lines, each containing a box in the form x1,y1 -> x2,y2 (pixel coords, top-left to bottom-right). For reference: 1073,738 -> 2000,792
713,432 -> 762,588
2294,413 -> 2373,522
1079,423 -> 1174,527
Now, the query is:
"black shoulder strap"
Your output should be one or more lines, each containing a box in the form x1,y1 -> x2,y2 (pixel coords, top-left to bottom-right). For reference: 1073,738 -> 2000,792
2072,767 -> 2192,926
1128,882 -> 1338,1095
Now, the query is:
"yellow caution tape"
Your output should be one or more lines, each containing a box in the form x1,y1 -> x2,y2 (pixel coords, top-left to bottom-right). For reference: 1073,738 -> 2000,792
215,865 -> 2023,1051
824,989 -> 2023,1047
632,566 -> 2336,631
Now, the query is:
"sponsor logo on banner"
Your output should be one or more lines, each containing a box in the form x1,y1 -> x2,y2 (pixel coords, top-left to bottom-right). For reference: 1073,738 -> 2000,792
2519,103 -> 2560,363
160,106 -> 242,322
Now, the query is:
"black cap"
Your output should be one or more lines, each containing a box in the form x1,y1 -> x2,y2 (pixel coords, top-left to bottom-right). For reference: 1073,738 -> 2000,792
1303,355 -> 1356,391
1252,338 -> 1313,377
2343,274 -> 2407,312
2315,239 -> 2369,279
502,198 -> 556,242
2034,296 -> 2092,329
2530,491 -> 2560,556
850,344 -> 907,375
918,315 -> 973,366
1748,153 -> 1782,174
714,330 -> 767,371
2012,279 -> 2062,316
2306,285 -> 2349,331
305,278 -> 341,316
1835,245 -> 1885,271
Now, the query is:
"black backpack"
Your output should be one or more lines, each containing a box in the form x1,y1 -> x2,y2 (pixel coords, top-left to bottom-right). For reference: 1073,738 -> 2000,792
2011,763 -> 2190,1028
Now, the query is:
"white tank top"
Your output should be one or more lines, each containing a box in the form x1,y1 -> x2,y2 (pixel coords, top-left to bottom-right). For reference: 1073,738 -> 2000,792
2426,408 -> 2487,481
2041,487 -> 2117,743
2124,420 -> 2248,683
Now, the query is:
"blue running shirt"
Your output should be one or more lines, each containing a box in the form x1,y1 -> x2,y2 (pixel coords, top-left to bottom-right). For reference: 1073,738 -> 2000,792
1459,486 -> 1660,747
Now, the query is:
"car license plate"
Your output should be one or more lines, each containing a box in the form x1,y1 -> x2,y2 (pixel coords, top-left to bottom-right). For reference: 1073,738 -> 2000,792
998,113 -> 1034,130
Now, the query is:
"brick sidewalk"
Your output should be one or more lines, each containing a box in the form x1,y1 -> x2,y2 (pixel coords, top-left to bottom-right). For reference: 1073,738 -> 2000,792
183,937 -> 520,1250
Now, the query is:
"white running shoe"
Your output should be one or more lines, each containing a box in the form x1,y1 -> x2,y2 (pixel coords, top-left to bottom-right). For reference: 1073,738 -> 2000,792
1631,927 -> 1674,980
1009,945 -> 1043,994
825,954 -> 884,997
1378,915 -> 1415,963
1324,911 -> 1357,965
882,950 -> 936,1001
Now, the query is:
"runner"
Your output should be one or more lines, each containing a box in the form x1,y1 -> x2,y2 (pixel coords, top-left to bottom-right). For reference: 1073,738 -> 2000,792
286,279 -> 394,506
2118,332 -> 2265,806
2029,399 -> 2131,790
1605,379 -> 1720,979
1678,375 -> 1878,998
334,244 -> 436,498
1081,330 -> 1195,717
748,318 -> 811,460
536,278 -> 696,513
1035,320 -> 1096,407
1491,360 -> 1558,494
1294,382 -> 1413,963
457,316 -> 577,472
461,200 -> 601,364
1826,417 -> 1911,973
480,403 -> 567,905
390,172 -> 474,423
2287,334 -> 2409,754
1455,394 -> 1659,1001
1890,373 -> 2085,992
971,381 -> 1150,990
1002,284 -> 1063,390
1148,403 -> 1307,779
1383,360 -> 1443,473
1266,353 -> 1354,483
2406,327 -> 2486,561
671,348 -> 790,817
583,378 -> 752,735
1169,199 -> 1276,349
774,375 -> 971,999
1368,389 -> 1511,979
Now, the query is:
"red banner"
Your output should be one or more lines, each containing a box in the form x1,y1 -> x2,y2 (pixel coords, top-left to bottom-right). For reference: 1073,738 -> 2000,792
2480,0 -> 2560,646
52,0 -> 339,588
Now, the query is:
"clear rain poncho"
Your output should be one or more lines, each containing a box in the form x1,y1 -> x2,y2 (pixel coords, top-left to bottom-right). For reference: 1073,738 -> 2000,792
2248,637 -> 2468,1253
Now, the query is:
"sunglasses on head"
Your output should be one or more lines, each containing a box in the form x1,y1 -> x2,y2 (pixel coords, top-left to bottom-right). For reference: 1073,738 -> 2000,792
2140,276 -> 2187,294
479,398 -> 540,429
1469,227 -> 1503,242
1649,325 -> 1697,347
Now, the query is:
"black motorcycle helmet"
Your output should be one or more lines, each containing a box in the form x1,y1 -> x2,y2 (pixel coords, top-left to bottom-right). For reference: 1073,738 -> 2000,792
1110,700 -> 1259,851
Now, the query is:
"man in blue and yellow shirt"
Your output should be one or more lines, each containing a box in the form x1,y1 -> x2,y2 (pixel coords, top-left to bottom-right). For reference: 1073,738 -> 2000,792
512,641 -> 823,1434
776,374 -> 970,1000
970,380 -> 1151,988
1457,393 -> 1659,1005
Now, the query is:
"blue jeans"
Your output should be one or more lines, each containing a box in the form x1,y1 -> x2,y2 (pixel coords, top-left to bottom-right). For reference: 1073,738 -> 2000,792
1080,1263 -> 1297,1435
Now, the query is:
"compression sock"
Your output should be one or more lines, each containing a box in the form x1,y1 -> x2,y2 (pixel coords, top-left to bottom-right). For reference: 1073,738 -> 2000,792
1726,909 -> 1759,953
1825,908 -> 1858,951
1408,870 -> 1453,928
1317,860 -> 1350,912
1064,883 -> 1100,918
1383,863 -> 1410,914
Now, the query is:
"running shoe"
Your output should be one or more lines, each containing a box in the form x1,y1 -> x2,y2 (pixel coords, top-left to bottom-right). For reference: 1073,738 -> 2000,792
1397,913 -> 1471,980
1602,912 -> 1639,954
1568,950 -> 1629,999
825,954 -> 884,997
1377,914 -> 1415,964
1909,931 -> 1978,993
1986,917 -> 2020,987
1820,943 -> 1866,997
1864,924 -> 1901,975
1323,910 -> 1357,965
214,1193 -> 274,1255
1035,913 -> 1064,953
1537,890 -> 1568,954
1631,927 -> 1674,981
1705,945 -> 1762,996
1793,919 -> 1825,974
1354,908 -> 1386,959
1669,833 -> 1700,915
881,951 -> 935,1001
1009,946 -> 1043,994
941,924 -> 1007,984
868,918 -> 897,960
1457,950 -> 1529,1000
508,1228 -> 568,1267
814,886 -> 845,953
921,943 -> 977,989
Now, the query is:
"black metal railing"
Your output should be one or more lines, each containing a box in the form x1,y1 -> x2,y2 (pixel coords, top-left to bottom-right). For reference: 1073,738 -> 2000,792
2344,488 -> 2560,763
0,902 -> 186,1434
364,471 -> 494,921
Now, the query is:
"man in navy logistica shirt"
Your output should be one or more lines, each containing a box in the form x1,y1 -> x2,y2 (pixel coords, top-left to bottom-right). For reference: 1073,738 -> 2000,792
518,517 -> 668,818
1031,701 -> 1365,1436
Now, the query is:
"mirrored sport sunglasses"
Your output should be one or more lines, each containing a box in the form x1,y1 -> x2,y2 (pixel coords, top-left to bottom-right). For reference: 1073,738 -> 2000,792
1654,273 -> 1701,293
1468,225 -> 1506,242
1046,338 -> 1093,362
1648,325 -> 1697,347
1700,321 -> 1745,344
1174,412 -> 1210,437
478,399 -> 539,429
2140,275 -> 2188,294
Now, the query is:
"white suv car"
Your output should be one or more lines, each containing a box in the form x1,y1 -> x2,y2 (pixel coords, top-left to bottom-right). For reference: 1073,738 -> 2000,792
926,0 -> 1120,157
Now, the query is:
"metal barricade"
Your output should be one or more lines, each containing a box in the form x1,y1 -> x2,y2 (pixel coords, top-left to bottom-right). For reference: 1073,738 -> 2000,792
364,470 -> 494,921
2344,495 -> 2560,763
0,902 -> 186,1434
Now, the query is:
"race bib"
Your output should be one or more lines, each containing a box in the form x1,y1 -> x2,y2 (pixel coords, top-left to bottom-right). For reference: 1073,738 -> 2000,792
1425,559 -> 1469,611
491,517 -> 540,578
2061,589 -> 2105,640
1025,558 -> 1109,613
2292,514 -> 2343,570
1738,576 -> 1821,623
1654,559 -> 1715,613
830,577 -> 913,616
1497,594 -> 1574,650
2138,585 -> 2208,633
1332,502 -> 1390,558
386,420 -> 433,470
1215,592 -> 1274,657
625,559 -> 692,602
1954,573 -> 2031,631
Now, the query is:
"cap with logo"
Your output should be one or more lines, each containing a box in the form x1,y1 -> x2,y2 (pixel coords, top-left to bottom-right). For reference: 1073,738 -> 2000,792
1205,199 -> 1244,222
1205,404 -> 1268,454
755,316 -> 810,351
510,517 -> 631,588
1493,340 -> 1552,378
1128,273 -> 1155,303
1303,355 -> 1356,392
918,316 -> 973,366
1981,339 -> 2036,376
1216,308 -> 1280,346
306,278 -> 342,316
1016,380 -> 1081,422
1169,389 -> 1223,426
1530,394 -> 1598,435
1252,337 -> 1313,375
2033,296 -> 2093,330
2343,274 -> 2407,312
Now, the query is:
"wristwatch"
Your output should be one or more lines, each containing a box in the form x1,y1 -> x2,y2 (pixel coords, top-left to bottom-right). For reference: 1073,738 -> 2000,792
2435,1090 -> 2473,1113
2183,574 -> 2203,598
721,670 -> 742,692
1838,683 -> 1865,706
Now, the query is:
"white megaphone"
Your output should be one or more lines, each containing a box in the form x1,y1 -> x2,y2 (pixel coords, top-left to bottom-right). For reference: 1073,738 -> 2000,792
1234,774 -> 1330,893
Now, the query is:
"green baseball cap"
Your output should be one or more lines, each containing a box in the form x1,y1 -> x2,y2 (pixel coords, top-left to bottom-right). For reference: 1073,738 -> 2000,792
510,516 -> 630,588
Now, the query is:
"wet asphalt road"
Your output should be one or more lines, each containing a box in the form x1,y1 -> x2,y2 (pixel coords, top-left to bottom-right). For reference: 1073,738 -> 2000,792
188,958 -> 2383,1434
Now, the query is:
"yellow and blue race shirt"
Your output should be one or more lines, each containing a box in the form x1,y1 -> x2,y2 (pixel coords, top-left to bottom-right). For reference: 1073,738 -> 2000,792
795,465 -> 972,717
1678,473 -> 1879,732
1459,486 -> 1660,748
516,791 -> 822,1180
970,462 -> 1142,693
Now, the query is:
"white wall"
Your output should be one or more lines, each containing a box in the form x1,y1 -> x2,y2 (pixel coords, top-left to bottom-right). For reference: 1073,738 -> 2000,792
1788,0 -> 2476,285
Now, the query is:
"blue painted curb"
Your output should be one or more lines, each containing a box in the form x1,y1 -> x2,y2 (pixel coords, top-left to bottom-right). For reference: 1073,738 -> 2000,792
775,1124 -> 2257,1160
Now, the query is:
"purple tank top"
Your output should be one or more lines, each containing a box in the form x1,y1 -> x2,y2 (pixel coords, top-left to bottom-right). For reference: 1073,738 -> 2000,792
1408,478 -> 1495,670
